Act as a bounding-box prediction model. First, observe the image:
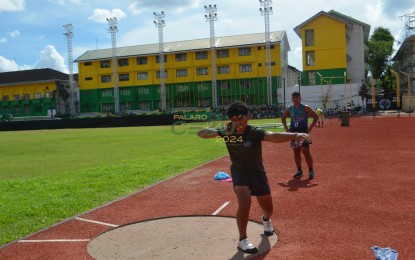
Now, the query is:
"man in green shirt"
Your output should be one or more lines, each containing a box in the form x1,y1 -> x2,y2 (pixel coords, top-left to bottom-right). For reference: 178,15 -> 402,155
197,100 -> 311,254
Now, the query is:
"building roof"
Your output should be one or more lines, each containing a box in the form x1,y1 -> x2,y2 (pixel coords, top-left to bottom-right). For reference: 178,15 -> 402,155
293,10 -> 370,40
392,34 -> 415,61
75,31 -> 287,62
0,68 -> 74,86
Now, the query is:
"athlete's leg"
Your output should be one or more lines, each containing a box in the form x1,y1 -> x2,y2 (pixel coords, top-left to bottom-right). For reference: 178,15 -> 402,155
256,194 -> 273,220
302,146 -> 313,169
293,146 -> 302,168
234,186 -> 251,239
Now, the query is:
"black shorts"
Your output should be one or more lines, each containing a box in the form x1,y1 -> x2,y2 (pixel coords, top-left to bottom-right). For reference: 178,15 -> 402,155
230,166 -> 270,196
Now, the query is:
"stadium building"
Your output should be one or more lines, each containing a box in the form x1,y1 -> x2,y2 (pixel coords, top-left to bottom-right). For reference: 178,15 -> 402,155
294,10 -> 370,86
0,68 -> 78,120
74,31 -> 290,114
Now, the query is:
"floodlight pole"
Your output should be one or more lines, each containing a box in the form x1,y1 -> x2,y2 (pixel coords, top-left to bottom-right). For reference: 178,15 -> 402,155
107,17 -> 120,115
154,11 -> 166,112
63,23 -> 75,116
204,4 -> 218,108
259,0 -> 273,106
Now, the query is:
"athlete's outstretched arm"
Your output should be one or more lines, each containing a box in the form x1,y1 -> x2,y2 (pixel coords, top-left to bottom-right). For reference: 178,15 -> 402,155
263,131 -> 311,143
197,128 -> 219,139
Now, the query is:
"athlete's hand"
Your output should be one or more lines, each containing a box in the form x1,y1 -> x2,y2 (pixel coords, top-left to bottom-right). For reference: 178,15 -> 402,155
296,133 -> 312,143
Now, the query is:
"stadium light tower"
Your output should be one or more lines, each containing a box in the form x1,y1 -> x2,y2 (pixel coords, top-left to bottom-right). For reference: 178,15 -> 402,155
107,17 -> 120,115
204,4 -> 218,108
154,11 -> 167,112
63,23 -> 75,116
259,0 -> 273,106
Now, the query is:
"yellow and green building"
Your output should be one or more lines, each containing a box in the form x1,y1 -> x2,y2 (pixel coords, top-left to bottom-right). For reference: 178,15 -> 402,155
74,31 -> 290,113
294,10 -> 370,86
0,68 -> 75,119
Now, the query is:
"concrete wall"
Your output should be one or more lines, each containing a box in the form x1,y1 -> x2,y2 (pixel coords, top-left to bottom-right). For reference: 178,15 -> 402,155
277,83 -> 363,111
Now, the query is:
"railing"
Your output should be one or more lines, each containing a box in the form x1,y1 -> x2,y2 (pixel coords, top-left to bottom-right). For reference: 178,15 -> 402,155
5,116 -> 56,122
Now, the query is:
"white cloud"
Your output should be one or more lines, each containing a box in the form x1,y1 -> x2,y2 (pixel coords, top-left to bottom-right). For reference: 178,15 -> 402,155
0,0 -> 25,12
0,56 -> 19,72
48,0 -> 83,5
9,30 -> 20,38
88,8 -> 127,23
0,38 -> 7,43
129,0 -> 200,14
33,45 -> 68,73
0,56 -> 32,72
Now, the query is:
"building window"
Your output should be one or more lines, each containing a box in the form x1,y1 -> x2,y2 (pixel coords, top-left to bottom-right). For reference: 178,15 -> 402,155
307,71 -> 316,85
34,93 -> 42,99
85,77 -> 93,81
306,51 -> 315,66
138,101 -> 150,110
156,55 -> 167,63
120,89 -> 130,96
240,79 -> 252,88
220,81 -> 230,90
101,75 -> 111,83
100,60 -> 110,68
120,102 -> 131,110
119,73 -> 130,81
196,67 -> 209,76
118,59 -> 129,67
138,87 -> 149,95
197,84 -> 209,91
102,90 -> 112,97
13,94 -> 21,100
217,49 -> 229,58
23,93 -> 30,100
175,53 -> 187,62
238,47 -> 251,56
136,57 -> 148,65
305,29 -> 315,46
156,71 -> 168,79
84,62 -> 92,66
102,103 -> 113,112
176,69 -> 188,77
137,72 -> 149,80
177,85 -> 189,92
239,64 -> 252,72
196,51 -> 208,60
217,66 -> 230,74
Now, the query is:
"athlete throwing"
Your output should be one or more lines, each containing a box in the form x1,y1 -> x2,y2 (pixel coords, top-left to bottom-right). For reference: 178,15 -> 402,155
281,91 -> 318,180
198,100 -> 312,254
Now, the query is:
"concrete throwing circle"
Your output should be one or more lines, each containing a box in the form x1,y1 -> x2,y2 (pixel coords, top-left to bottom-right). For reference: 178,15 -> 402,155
87,216 -> 278,259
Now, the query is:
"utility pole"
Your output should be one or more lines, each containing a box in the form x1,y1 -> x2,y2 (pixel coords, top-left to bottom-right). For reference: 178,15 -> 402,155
154,11 -> 166,112
204,4 -> 218,108
63,23 -> 75,116
107,17 -> 120,115
259,0 -> 273,106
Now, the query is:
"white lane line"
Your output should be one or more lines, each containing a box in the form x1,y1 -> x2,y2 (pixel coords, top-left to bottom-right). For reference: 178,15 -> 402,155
18,239 -> 90,243
75,217 -> 119,227
212,202 -> 230,215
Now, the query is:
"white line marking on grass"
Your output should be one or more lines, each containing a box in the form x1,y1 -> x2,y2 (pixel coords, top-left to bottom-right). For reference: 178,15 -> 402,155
76,217 -> 119,227
18,239 -> 90,243
212,202 -> 230,215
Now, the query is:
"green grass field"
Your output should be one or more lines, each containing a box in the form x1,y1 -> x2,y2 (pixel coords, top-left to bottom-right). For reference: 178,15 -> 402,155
0,118 -> 283,245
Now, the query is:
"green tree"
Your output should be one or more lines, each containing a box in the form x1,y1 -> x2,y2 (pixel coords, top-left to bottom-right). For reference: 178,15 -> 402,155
368,27 -> 394,81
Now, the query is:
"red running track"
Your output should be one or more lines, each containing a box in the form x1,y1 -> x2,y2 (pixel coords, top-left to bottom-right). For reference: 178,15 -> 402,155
1,115 -> 414,259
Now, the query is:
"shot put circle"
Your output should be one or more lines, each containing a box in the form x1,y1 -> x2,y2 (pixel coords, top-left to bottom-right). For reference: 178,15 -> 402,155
87,215 -> 278,259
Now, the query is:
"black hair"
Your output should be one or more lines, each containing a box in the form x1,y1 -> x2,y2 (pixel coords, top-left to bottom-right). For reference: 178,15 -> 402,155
292,91 -> 301,97
227,100 -> 248,118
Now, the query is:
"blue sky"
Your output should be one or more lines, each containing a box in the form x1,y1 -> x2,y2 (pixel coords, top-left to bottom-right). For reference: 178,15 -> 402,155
0,0 -> 413,74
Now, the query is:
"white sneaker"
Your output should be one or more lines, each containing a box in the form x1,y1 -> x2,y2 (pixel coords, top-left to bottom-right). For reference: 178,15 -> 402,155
261,215 -> 275,236
237,238 -> 258,254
